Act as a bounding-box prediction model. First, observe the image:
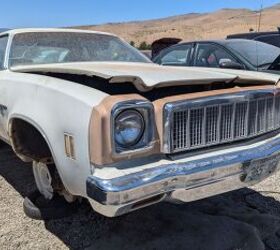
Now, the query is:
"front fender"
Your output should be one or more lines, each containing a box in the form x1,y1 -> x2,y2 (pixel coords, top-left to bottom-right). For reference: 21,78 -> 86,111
1,71 -> 108,197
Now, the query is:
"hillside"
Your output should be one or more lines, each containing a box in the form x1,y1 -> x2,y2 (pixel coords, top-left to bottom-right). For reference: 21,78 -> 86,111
74,4 -> 280,45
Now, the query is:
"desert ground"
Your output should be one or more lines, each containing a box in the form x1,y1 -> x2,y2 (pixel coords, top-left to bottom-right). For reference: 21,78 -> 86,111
75,4 -> 280,46
0,143 -> 280,250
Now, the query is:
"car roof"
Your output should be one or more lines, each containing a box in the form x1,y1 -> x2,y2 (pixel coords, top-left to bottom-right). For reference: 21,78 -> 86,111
157,39 -> 268,56
0,28 -> 116,37
227,31 -> 280,40
177,38 -> 257,46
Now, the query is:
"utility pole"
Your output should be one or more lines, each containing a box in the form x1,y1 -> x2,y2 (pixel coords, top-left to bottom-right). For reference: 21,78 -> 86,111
257,0 -> 263,32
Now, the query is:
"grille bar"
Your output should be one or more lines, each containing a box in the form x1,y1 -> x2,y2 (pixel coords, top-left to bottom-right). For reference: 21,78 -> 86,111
167,91 -> 280,153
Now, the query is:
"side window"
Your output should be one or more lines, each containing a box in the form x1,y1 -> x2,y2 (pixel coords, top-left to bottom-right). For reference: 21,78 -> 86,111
194,43 -> 237,68
159,45 -> 192,66
0,36 -> 8,70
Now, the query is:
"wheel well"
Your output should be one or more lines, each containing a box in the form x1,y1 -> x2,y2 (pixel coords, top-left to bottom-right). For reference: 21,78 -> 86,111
9,118 -> 53,163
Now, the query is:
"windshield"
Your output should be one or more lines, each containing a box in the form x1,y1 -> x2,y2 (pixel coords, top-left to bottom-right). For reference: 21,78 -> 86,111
9,32 -> 150,67
225,40 -> 280,67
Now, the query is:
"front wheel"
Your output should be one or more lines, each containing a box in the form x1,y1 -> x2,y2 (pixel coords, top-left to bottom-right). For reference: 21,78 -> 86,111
32,161 -> 76,203
23,162 -> 79,220
33,162 -> 54,200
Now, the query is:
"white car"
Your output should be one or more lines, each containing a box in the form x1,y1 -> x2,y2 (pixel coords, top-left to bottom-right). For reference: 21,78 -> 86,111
1,28 -> 280,217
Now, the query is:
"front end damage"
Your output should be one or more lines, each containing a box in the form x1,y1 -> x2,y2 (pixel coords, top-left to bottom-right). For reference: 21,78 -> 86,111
86,85 -> 280,217
12,62 -> 280,217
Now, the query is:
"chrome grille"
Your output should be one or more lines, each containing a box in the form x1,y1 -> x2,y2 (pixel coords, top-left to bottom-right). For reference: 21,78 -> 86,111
164,90 -> 280,153
220,104 -> 233,141
189,108 -> 204,147
206,106 -> 219,144
275,96 -> 280,128
267,98 -> 274,131
234,102 -> 248,138
248,100 -> 257,136
257,99 -> 266,133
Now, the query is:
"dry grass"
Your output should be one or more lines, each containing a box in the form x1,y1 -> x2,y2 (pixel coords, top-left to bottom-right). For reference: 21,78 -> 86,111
74,5 -> 280,45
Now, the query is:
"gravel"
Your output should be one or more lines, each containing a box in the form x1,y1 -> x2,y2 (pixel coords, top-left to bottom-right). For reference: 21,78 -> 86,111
1,144 -> 280,250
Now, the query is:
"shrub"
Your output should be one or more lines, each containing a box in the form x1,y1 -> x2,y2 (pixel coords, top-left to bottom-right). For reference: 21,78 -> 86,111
138,41 -> 151,50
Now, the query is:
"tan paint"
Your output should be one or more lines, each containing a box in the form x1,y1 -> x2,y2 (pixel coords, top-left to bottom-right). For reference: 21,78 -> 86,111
90,85 -> 277,166
89,94 -> 160,166
153,85 -> 276,105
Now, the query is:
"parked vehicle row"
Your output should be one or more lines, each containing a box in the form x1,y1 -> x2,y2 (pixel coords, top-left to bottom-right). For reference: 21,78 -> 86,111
152,29 -> 280,75
1,28 -> 280,218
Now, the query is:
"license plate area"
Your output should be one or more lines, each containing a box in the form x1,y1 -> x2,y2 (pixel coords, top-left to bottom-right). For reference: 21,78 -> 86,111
242,153 -> 280,183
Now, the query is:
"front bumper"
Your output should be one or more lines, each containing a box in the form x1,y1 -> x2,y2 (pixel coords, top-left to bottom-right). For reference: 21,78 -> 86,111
87,134 -> 280,217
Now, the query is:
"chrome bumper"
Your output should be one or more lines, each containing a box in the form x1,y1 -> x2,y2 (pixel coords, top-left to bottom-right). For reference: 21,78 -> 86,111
87,134 -> 280,217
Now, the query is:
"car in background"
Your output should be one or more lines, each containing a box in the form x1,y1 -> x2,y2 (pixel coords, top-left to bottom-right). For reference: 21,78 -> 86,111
151,37 -> 182,59
139,38 -> 182,60
227,28 -> 280,48
153,39 -> 280,73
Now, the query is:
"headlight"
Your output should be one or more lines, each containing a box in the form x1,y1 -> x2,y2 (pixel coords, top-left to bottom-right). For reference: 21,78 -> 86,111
114,110 -> 145,147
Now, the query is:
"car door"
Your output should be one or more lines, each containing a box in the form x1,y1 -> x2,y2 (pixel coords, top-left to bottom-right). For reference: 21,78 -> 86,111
154,44 -> 194,66
0,35 -> 9,140
193,42 -> 242,68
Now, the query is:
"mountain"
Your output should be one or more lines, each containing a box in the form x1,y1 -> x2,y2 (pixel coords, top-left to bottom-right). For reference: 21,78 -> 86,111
0,28 -> 9,33
74,4 -> 280,45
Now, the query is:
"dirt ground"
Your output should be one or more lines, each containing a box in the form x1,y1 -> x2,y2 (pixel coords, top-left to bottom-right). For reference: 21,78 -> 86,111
1,144 -> 280,250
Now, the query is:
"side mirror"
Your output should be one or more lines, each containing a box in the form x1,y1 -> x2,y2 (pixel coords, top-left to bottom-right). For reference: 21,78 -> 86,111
219,59 -> 244,70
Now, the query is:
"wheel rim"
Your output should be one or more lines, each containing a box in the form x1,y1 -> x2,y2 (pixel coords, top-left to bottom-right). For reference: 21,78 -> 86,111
33,162 -> 54,200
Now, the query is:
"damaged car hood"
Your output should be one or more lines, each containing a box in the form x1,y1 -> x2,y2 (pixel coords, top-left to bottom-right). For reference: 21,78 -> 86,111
11,62 -> 280,91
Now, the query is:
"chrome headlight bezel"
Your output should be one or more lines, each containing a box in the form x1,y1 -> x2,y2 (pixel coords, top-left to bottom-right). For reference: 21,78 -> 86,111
111,100 -> 155,154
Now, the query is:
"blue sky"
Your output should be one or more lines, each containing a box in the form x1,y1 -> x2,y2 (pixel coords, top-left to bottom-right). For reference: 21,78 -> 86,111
2,0 -> 280,28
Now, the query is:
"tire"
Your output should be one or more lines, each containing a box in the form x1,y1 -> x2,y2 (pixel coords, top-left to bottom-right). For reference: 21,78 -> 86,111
33,161 -> 77,203
23,190 -> 78,221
